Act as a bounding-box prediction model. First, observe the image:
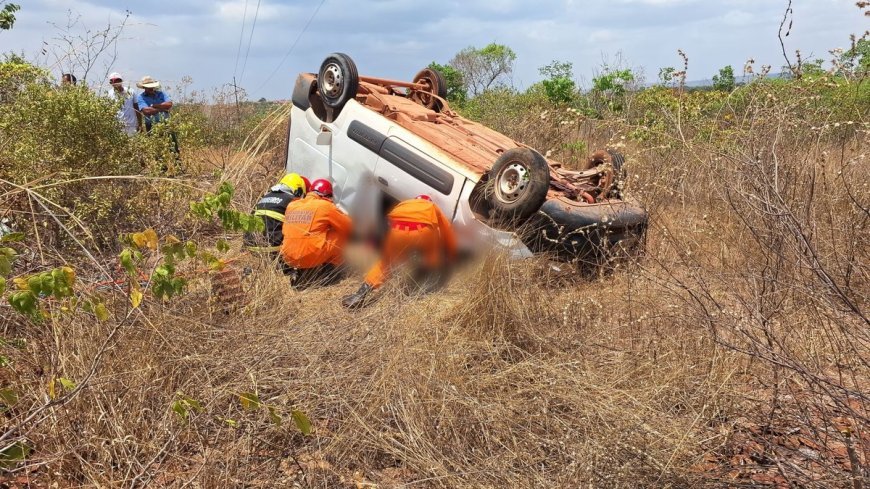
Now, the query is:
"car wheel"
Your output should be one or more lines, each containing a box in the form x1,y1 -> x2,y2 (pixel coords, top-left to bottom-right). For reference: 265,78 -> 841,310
486,148 -> 550,222
411,68 -> 448,112
318,53 -> 359,111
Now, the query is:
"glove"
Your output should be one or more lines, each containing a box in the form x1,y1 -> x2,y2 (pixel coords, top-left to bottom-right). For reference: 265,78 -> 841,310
342,283 -> 374,310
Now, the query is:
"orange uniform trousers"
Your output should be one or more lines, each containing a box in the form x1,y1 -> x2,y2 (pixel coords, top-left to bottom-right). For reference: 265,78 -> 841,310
364,224 -> 444,288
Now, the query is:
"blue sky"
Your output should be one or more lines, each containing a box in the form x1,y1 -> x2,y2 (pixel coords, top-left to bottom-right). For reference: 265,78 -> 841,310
2,0 -> 866,99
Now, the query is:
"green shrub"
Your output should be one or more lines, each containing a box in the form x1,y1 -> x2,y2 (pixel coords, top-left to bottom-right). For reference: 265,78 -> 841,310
0,60 -> 197,250
539,60 -> 576,105
0,55 -> 49,103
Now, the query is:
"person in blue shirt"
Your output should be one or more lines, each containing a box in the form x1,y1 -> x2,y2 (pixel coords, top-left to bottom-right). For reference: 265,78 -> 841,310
136,75 -> 181,167
135,75 -> 173,132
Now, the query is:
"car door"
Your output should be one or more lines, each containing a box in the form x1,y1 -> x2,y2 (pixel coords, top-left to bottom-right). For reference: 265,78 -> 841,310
373,133 -> 466,220
288,103 -> 381,234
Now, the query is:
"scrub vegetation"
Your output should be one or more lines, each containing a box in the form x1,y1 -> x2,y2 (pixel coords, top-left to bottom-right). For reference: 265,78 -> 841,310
0,6 -> 868,487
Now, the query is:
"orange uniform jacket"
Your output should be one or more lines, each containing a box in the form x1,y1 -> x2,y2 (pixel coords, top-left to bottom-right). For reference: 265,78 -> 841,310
364,199 -> 457,288
280,194 -> 352,269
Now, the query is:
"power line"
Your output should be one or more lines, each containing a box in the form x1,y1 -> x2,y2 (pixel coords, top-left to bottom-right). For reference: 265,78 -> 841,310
254,0 -> 327,94
238,0 -> 261,85
232,0 -> 250,80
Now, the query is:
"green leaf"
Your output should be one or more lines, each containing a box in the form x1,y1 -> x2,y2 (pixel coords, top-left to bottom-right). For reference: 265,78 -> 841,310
291,408 -> 312,435
119,248 -> 137,276
50,268 -> 65,285
9,290 -> 36,315
41,274 -> 55,295
239,392 -> 261,411
94,302 -> 109,321
26,275 -> 42,295
0,255 -> 11,276
0,387 -> 18,408
171,399 -> 188,420
218,181 -> 234,198
0,232 -> 24,243
58,377 -> 76,391
223,418 -> 238,428
171,394 -> 203,421
0,442 -> 31,467
0,356 -> 9,368
155,263 -> 174,277
0,276 -> 5,295
170,277 -> 186,294
182,395 -> 203,413
185,241 -> 197,258
268,405 -> 282,426
216,239 -> 230,253
60,266 -> 75,287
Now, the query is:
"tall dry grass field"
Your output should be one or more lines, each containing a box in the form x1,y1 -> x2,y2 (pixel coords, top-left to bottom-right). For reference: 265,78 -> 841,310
1,65 -> 868,487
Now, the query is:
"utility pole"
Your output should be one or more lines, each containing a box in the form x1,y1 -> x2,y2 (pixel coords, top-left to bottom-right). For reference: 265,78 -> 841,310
232,76 -> 241,123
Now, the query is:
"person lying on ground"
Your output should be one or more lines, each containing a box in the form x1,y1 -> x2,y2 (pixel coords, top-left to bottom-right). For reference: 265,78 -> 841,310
342,194 -> 457,309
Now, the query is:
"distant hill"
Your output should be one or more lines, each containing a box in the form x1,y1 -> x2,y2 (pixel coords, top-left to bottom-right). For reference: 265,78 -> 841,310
683,72 -> 788,88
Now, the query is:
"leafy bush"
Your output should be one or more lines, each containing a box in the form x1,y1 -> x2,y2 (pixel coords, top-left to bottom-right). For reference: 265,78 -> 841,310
0,54 -> 49,103
0,60 -> 203,250
590,66 -> 637,113
539,60 -> 576,104
712,65 -> 735,91
0,83 -> 145,179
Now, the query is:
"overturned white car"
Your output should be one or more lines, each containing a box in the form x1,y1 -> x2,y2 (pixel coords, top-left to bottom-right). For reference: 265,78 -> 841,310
285,53 -> 647,262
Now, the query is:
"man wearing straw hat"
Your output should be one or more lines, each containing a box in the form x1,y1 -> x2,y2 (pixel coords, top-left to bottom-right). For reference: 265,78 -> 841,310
136,76 -> 172,131
136,75 -> 180,163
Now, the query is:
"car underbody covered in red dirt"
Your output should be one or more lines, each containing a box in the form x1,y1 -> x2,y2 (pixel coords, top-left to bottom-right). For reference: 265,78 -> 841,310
289,54 -> 648,261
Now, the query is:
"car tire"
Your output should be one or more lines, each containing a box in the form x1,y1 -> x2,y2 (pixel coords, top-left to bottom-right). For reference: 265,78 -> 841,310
318,53 -> 359,111
411,68 -> 448,112
486,148 -> 550,222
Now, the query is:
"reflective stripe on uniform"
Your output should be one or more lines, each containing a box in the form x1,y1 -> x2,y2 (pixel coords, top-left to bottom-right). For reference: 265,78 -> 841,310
245,245 -> 281,253
254,209 -> 285,222
390,220 -> 428,232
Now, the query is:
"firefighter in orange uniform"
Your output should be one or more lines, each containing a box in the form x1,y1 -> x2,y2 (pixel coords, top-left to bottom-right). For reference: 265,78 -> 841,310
280,179 -> 352,284
342,195 -> 457,309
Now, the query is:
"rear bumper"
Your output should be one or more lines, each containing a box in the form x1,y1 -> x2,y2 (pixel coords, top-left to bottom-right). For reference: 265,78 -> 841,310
521,198 -> 649,260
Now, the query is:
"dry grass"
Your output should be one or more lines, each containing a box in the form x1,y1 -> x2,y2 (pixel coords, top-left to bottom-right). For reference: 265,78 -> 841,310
3,250 -> 744,487
1,80 -> 868,488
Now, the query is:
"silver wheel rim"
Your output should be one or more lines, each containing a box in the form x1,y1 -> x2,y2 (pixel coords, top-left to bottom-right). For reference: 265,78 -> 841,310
321,63 -> 343,98
495,162 -> 529,203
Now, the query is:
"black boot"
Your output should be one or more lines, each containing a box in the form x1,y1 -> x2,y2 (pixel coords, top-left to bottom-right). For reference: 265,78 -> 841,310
342,283 -> 374,310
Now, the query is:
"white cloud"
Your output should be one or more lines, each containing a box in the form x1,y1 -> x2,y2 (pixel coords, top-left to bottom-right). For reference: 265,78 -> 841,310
2,0 -> 865,98
721,9 -> 756,26
617,0 -> 696,5
587,29 -> 617,43
214,0 -> 295,23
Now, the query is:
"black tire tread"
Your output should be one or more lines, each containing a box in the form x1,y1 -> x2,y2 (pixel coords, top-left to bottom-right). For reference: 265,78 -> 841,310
318,52 -> 359,111
487,148 -> 550,223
